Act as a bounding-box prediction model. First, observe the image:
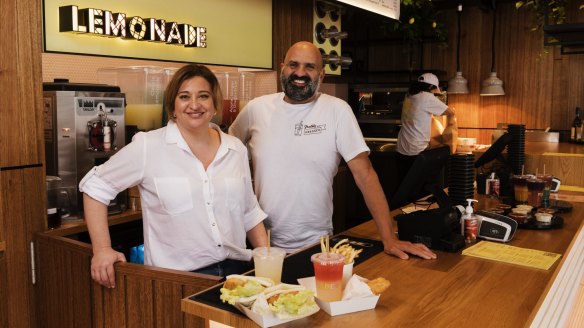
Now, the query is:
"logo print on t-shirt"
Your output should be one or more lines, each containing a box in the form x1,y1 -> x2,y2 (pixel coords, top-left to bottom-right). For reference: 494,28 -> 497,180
294,121 -> 304,136
294,120 -> 327,136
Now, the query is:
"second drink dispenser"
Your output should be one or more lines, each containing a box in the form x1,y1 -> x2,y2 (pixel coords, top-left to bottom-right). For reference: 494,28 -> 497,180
214,70 -> 255,130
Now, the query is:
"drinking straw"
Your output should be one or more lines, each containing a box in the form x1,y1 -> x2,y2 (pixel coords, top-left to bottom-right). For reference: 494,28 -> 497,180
267,229 -> 270,254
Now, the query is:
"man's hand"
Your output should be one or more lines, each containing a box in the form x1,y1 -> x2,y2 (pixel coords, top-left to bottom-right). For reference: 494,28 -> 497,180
383,238 -> 437,260
91,246 -> 126,288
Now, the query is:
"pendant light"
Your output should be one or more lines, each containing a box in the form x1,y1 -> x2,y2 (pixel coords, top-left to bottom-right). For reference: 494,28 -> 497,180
448,2 -> 469,94
480,1 -> 505,96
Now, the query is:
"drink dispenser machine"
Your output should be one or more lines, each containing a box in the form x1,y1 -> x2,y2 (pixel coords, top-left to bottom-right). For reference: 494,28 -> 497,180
97,66 -> 165,131
43,80 -> 127,219
239,72 -> 255,109
214,71 -> 255,130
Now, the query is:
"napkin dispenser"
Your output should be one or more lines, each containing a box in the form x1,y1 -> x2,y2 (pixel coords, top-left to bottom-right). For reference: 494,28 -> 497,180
475,210 -> 517,242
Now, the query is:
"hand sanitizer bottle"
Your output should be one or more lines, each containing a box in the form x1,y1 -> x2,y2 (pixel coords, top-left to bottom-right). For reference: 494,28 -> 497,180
462,199 -> 479,244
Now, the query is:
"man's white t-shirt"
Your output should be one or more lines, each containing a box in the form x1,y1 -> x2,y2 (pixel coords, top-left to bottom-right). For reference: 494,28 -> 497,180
396,92 -> 448,156
229,92 -> 369,252
79,121 -> 266,271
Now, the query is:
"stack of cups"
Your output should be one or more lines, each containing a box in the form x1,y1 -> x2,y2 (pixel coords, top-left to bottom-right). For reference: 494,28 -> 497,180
507,124 -> 526,175
448,153 -> 476,206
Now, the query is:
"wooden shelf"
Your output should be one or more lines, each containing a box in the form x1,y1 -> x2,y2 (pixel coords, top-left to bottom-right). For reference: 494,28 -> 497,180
544,23 -> 584,54
42,209 -> 142,237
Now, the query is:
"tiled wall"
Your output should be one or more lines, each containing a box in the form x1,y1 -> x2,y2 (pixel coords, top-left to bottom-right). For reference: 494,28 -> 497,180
41,53 -> 345,101
41,53 -> 278,98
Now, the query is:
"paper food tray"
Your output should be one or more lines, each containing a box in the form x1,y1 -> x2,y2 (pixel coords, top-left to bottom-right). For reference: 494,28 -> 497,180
297,277 -> 379,316
234,301 -> 319,328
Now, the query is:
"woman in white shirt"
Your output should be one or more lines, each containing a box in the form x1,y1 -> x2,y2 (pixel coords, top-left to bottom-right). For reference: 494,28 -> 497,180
80,64 -> 268,288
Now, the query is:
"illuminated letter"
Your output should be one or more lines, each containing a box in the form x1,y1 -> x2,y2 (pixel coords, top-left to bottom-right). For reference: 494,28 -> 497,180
59,6 -> 85,32
165,22 -> 182,44
126,16 -> 147,40
179,24 -> 197,46
146,19 -> 166,42
104,11 -> 126,37
78,8 -> 105,35
197,27 -> 207,48
182,26 -> 207,48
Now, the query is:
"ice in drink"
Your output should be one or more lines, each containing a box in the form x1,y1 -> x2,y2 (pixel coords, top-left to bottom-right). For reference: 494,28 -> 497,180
311,252 -> 344,302
252,247 -> 286,284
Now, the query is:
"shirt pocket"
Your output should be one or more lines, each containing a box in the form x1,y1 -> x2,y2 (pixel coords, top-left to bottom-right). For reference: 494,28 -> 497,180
224,177 -> 244,213
154,177 -> 193,215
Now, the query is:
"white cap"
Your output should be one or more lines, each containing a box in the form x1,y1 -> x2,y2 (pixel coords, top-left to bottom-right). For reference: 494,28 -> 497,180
418,73 -> 440,92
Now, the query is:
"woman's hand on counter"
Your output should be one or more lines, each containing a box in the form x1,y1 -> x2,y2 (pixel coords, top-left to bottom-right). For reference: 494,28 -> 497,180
91,246 -> 126,288
383,239 -> 437,260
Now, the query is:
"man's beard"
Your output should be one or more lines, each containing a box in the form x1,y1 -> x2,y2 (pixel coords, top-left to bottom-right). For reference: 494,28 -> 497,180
280,74 -> 320,102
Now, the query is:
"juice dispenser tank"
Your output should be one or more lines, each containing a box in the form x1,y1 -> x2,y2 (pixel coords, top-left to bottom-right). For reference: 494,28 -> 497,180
98,66 -> 165,131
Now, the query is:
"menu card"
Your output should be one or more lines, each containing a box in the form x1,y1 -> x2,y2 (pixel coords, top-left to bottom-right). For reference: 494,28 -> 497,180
462,241 -> 561,270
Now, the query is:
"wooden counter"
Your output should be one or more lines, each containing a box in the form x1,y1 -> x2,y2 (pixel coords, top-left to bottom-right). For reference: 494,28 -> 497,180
476,141 -> 584,188
35,208 -> 221,328
182,193 -> 584,327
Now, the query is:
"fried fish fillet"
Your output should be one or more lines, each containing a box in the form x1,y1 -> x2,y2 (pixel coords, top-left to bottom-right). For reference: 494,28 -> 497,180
223,278 -> 246,290
367,277 -> 391,295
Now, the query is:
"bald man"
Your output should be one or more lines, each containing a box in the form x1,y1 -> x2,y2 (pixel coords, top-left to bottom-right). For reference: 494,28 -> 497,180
229,41 -> 436,260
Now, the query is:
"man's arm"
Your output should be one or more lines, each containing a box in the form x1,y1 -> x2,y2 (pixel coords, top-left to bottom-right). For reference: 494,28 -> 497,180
346,152 -> 437,260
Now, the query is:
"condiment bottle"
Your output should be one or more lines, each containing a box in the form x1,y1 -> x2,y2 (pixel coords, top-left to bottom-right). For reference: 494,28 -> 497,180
461,199 -> 479,244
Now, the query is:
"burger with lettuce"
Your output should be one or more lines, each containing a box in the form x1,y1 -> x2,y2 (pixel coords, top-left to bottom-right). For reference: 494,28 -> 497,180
220,276 -> 319,319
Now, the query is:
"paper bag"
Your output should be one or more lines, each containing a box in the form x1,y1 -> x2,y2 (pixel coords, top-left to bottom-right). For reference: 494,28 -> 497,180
429,115 -> 458,154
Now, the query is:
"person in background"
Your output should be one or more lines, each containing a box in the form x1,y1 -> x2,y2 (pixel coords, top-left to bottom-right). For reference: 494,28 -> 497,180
396,73 -> 456,182
229,41 -> 436,260
80,64 -> 268,288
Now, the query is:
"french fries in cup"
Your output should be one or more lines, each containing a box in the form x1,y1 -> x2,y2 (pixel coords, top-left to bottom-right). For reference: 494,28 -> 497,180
330,238 -> 363,265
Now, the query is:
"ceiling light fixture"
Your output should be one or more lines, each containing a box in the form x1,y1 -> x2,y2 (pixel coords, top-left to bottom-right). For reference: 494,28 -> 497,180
480,0 -> 505,96
448,2 -> 469,94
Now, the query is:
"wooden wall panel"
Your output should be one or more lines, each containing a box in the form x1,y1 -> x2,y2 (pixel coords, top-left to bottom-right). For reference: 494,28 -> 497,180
1,0 -> 45,326
125,276 -> 154,328
0,0 -> 44,167
421,2 -> 584,144
35,234 -> 94,328
0,168 -> 44,327
272,0 -> 314,88
36,231 -> 219,328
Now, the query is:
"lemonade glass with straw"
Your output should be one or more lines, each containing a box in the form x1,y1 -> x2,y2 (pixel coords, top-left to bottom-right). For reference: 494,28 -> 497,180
252,230 -> 286,284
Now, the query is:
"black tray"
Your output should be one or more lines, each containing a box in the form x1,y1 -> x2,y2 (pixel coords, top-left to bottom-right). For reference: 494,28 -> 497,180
518,216 -> 564,230
549,200 -> 573,213
187,235 -> 384,315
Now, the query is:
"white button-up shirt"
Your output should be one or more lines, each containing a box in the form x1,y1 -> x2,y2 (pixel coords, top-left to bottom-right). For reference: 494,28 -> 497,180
79,121 -> 266,271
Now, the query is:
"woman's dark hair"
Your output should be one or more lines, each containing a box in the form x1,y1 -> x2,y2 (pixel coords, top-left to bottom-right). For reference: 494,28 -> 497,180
164,64 -> 223,122
407,81 -> 438,96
